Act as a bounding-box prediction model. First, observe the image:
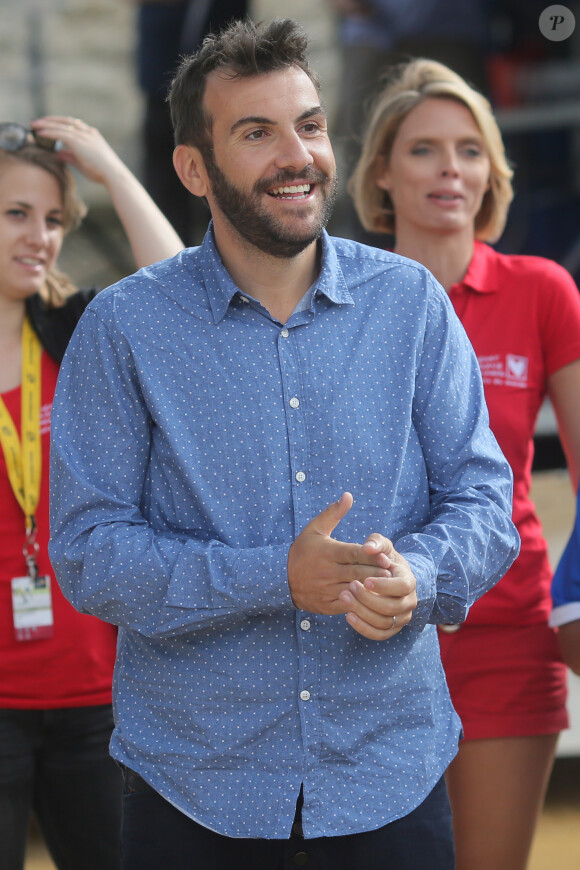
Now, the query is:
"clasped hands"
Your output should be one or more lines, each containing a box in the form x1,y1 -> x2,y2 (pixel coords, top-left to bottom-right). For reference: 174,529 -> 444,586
287,492 -> 417,641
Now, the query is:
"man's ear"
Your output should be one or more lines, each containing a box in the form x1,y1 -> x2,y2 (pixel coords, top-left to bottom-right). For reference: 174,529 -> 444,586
173,144 -> 210,198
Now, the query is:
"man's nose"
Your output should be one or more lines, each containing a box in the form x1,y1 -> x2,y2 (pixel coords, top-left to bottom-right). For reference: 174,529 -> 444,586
274,130 -> 314,171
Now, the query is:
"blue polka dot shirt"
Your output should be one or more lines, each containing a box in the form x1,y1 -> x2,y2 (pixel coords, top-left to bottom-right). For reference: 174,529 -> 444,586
49,227 -> 519,838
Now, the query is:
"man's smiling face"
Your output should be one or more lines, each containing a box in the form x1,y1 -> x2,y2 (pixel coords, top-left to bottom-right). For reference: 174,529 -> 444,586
200,65 -> 337,258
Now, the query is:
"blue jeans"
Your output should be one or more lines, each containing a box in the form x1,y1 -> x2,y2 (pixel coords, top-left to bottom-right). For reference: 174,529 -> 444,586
121,768 -> 454,869
0,705 -> 121,870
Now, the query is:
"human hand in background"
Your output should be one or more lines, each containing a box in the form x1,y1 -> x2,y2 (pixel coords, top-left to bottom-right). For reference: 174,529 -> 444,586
30,115 -> 183,267
30,116 -> 126,188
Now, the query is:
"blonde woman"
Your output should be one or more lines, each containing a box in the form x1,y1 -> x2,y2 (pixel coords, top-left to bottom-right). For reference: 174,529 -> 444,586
0,117 -> 182,870
350,60 -> 580,870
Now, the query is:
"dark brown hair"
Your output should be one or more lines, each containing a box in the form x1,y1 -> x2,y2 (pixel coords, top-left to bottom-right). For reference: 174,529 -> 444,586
168,18 -> 320,157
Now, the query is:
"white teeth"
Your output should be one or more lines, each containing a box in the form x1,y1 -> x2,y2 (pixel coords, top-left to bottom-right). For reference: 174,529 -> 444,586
19,257 -> 43,265
270,184 -> 311,196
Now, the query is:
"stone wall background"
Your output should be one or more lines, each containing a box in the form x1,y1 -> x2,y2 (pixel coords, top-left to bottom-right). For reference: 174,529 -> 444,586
0,0 -> 339,207
0,0 -> 340,284
0,1 -> 141,190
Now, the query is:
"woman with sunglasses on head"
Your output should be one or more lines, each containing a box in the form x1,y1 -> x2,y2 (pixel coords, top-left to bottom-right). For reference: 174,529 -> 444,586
0,116 -> 183,870
349,61 -> 580,870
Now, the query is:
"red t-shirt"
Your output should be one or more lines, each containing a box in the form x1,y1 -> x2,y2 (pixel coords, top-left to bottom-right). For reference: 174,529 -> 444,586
449,241 -> 580,625
0,351 -> 117,708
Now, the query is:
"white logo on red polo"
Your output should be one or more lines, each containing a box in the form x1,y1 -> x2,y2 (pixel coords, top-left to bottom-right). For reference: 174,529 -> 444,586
478,354 -> 529,388
506,354 -> 528,381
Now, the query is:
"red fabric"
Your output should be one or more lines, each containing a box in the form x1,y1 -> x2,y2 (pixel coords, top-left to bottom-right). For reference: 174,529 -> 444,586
449,242 -> 580,625
438,623 -> 568,739
0,352 -> 116,709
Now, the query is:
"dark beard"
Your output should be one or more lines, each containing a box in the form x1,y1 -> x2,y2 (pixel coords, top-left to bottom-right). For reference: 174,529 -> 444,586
204,154 -> 338,259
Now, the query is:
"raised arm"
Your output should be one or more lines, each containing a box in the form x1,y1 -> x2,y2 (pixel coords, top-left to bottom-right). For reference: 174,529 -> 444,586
30,116 -> 184,267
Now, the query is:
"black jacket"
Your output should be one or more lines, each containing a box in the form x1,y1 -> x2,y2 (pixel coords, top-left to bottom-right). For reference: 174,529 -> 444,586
25,289 -> 97,364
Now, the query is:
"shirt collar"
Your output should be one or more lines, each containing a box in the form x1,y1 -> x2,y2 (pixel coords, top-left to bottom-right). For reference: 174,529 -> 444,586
454,240 -> 499,295
196,224 -> 354,324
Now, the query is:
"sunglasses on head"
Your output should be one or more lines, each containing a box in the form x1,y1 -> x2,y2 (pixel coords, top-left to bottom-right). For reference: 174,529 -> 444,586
0,122 -> 60,153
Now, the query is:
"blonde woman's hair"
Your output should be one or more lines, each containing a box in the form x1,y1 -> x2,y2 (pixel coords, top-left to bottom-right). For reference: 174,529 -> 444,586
0,145 -> 87,305
349,58 -> 514,242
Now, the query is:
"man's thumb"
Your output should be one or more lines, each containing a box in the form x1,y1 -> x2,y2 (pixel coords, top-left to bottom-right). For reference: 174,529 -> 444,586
306,492 -> 353,538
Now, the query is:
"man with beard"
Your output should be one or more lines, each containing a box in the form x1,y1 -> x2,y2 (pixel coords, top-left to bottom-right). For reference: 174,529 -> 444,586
49,18 -> 519,870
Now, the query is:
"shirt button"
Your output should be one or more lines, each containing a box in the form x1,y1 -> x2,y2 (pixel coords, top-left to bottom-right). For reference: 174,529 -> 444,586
300,619 -> 311,631
300,690 -> 311,701
295,471 -> 306,483
289,397 -> 300,409
281,329 -> 289,338
293,852 -> 309,866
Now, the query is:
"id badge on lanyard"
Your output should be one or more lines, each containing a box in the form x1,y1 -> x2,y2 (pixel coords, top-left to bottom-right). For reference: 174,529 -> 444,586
0,317 -> 53,640
11,573 -> 53,642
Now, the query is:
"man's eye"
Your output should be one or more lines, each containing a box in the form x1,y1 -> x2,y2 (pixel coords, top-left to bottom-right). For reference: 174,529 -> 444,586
247,130 -> 267,141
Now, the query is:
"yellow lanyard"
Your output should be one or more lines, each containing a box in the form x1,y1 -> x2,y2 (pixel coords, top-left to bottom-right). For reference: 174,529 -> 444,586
0,316 -> 42,536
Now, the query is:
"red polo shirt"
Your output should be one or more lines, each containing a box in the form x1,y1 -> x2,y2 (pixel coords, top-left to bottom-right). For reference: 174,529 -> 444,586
449,241 -> 580,625
0,352 -> 117,708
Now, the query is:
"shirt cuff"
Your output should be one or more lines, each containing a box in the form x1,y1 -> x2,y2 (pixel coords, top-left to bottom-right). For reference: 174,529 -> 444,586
401,551 -> 437,632
168,541 -> 293,617
234,543 -> 294,614
550,602 -> 580,627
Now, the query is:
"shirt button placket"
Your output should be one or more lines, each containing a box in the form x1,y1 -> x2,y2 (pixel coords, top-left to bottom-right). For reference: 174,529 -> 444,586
278,327 -> 309,519
278,323 -> 317,760
293,385 -> 305,484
